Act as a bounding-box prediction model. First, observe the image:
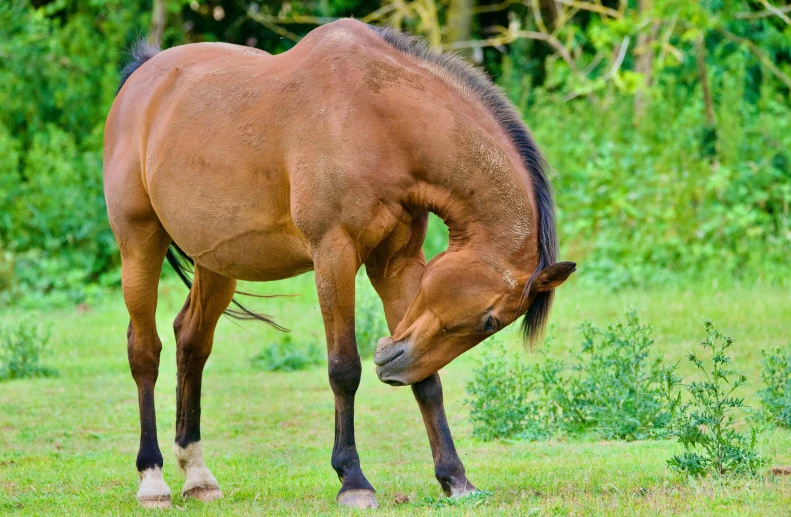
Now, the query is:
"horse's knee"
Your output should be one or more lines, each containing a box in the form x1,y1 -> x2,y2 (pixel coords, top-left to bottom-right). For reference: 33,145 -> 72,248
328,352 -> 361,394
127,323 -> 162,382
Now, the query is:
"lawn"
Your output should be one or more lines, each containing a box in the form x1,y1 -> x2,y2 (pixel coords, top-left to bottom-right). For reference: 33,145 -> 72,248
1,273 -> 790,516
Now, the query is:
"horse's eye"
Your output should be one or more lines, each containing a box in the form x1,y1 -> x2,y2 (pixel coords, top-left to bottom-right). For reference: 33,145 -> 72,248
483,315 -> 496,333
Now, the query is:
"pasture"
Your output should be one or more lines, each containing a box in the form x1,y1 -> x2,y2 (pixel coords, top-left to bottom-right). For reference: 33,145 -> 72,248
2,275 -> 790,516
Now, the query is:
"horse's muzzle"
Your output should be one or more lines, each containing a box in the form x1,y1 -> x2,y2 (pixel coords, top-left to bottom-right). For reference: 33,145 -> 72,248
374,337 -> 410,386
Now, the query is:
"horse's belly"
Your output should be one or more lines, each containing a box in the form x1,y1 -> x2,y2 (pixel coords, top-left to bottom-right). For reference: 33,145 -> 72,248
189,229 -> 315,281
152,181 -> 315,281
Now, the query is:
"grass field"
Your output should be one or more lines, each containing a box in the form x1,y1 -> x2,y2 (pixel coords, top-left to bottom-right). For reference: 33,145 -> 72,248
1,273 -> 790,516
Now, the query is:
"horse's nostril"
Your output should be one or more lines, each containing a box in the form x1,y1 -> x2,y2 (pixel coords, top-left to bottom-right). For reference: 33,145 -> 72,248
374,347 -> 404,366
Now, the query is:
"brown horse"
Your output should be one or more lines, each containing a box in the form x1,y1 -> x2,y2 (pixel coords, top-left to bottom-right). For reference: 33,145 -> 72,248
104,19 -> 574,510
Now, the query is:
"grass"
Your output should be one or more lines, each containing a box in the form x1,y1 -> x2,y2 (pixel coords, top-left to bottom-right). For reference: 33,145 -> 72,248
1,273 -> 790,516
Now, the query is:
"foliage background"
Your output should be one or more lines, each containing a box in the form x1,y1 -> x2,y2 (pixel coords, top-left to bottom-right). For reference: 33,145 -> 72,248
1,0 -> 789,304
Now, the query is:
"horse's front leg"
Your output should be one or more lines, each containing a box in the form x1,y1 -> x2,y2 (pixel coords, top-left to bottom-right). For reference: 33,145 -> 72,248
364,220 -> 478,498
411,374 -> 477,496
313,232 -> 378,509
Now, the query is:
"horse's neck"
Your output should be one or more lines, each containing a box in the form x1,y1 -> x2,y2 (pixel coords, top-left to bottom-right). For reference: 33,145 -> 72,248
407,126 -> 535,262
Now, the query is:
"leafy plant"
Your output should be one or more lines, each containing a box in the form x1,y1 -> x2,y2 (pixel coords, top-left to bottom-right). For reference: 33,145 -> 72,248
250,334 -> 324,372
757,345 -> 791,428
572,310 -> 672,440
415,490 -> 493,508
466,340 -> 541,441
466,310 -> 671,441
662,320 -> 767,477
0,315 -> 58,381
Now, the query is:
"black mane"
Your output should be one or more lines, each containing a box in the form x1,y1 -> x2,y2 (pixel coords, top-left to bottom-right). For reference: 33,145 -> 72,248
369,25 -> 559,344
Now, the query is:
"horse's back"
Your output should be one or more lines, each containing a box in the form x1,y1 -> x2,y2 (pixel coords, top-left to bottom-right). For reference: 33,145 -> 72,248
103,20 -> 418,281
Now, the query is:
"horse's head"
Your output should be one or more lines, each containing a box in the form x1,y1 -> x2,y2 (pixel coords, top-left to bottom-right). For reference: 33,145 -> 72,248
374,248 -> 575,385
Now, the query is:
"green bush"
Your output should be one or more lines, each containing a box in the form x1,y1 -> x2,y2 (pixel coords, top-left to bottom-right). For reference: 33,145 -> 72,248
0,315 -> 59,381
572,310 -> 672,440
662,320 -> 767,477
466,310 -> 671,441
465,340 -> 541,441
757,345 -> 791,428
525,65 -> 791,289
250,334 -> 324,372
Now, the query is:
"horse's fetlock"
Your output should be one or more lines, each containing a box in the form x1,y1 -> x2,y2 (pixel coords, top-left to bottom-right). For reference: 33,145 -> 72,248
435,462 -> 465,486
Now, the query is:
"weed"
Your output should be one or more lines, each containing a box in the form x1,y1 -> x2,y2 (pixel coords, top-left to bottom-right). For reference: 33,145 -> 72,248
466,340 -> 541,441
0,315 -> 58,381
662,320 -> 767,477
415,490 -> 493,508
573,310 -> 671,440
250,334 -> 324,372
757,345 -> 791,428
466,310 -> 670,441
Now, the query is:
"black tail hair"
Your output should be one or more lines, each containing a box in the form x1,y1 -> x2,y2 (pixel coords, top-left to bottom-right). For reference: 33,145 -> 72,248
166,245 -> 288,331
117,40 -> 161,94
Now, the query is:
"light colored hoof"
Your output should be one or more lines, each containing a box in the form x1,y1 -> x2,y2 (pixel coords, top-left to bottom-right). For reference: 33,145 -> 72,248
137,494 -> 173,509
449,487 -> 479,498
447,479 -> 479,498
183,484 -> 223,502
337,489 -> 379,509
174,442 -> 222,503
137,467 -> 172,509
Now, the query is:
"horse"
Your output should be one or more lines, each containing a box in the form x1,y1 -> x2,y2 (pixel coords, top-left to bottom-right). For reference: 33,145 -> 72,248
103,19 -> 575,510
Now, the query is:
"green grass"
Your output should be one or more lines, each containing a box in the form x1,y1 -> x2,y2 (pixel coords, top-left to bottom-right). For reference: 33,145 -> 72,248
1,274 -> 790,516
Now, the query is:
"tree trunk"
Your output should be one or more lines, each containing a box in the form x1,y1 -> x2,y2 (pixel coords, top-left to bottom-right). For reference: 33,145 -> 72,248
696,35 -> 716,128
446,0 -> 474,57
634,0 -> 657,122
149,0 -> 166,46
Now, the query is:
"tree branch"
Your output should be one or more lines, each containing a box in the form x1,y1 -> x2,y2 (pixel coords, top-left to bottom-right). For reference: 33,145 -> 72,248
758,0 -> 791,25
554,0 -> 622,18
717,27 -> 791,91
735,4 -> 791,20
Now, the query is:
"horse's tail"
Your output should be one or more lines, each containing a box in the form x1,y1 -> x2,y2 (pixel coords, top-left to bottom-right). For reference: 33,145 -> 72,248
165,245 -> 288,331
117,40 -> 161,95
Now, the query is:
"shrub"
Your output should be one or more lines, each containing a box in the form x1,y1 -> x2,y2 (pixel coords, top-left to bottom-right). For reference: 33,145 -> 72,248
572,310 -> 672,440
662,320 -> 767,477
757,345 -> 791,428
466,340 -> 539,441
466,310 -> 671,441
250,334 -> 324,372
0,315 -> 58,381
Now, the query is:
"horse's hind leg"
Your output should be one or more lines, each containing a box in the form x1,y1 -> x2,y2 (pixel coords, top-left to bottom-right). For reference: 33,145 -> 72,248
172,265 -> 236,502
365,214 -> 477,498
117,219 -> 172,508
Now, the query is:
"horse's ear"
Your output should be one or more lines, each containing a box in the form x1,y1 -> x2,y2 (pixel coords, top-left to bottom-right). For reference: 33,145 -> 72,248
529,262 -> 576,293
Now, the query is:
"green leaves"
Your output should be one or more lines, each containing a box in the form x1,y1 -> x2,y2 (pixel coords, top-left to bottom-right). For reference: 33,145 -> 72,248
249,334 -> 324,372
757,344 -> 791,427
466,310 -> 672,442
662,320 -> 767,477
0,314 -> 59,381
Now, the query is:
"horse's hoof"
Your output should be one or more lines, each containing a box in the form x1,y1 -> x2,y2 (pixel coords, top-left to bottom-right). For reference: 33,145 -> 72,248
137,467 -> 172,509
183,484 -> 223,502
445,479 -> 479,498
450,487 -> 479,498
337,489 -> 379,509
137,494 -> 173,509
